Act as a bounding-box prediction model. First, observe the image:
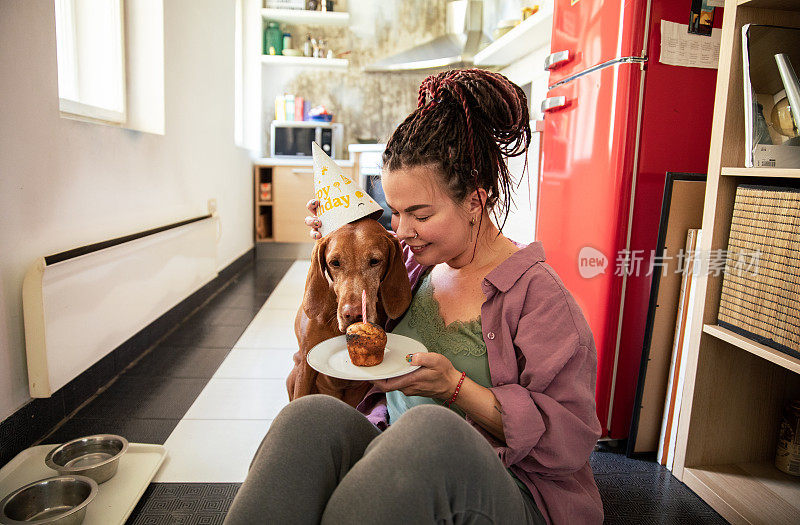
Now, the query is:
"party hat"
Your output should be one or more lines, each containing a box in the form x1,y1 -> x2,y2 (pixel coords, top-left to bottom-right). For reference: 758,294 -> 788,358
312,142 -> 383,237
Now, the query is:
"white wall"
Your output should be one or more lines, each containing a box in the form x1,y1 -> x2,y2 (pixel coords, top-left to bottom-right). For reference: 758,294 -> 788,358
499,44 -> 551,245
0,0 -> 254,422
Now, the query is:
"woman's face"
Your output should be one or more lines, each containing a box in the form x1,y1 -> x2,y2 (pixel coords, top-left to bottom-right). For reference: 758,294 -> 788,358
381,165 -> 472,267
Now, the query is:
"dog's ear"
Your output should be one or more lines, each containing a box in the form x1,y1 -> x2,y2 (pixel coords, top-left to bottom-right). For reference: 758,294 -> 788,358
303,238 -> 336,319
380,233 -> 412,319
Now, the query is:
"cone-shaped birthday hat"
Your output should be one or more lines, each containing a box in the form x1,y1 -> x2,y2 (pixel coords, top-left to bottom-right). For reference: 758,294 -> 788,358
312,142 -> 384,237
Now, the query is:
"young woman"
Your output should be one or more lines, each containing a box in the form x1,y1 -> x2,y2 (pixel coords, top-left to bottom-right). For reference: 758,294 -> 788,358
224,69 -> 603,525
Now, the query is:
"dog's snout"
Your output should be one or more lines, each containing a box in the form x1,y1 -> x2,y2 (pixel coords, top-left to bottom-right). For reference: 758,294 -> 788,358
341,303 -> 363,323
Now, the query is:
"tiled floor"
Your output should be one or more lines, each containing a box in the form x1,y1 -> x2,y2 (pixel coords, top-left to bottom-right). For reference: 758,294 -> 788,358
38,249 -> 727,524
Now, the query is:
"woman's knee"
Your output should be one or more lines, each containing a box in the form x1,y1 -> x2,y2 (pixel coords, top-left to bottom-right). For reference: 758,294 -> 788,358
250,395 -> 365,466
374,405 -> 493,466
395,404 -> 477,443
277,394 -> 354,425
265,395 -> 363,445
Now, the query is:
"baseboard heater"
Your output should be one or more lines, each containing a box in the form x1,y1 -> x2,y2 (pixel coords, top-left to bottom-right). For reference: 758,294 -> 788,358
22,214 -> 220,397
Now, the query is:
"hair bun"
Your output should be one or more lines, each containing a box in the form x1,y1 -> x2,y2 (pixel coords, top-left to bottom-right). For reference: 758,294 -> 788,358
418,69 -> 531,159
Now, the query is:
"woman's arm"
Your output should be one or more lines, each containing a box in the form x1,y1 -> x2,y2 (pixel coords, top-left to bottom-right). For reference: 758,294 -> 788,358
472,269 -> 601,475
449,374 -> 506,442
373,353 -> 506,442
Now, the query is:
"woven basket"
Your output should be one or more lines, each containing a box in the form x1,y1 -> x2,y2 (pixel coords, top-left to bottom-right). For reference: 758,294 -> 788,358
717,184 -> 800,360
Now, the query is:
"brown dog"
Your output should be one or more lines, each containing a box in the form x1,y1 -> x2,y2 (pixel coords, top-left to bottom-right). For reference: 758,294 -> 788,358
287,218 -> 412,408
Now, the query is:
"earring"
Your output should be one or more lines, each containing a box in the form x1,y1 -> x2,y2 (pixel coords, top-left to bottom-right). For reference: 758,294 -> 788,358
470,217 -> 476,226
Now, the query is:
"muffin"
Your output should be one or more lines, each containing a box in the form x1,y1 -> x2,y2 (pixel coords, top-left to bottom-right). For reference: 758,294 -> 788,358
345,321 -> 387,366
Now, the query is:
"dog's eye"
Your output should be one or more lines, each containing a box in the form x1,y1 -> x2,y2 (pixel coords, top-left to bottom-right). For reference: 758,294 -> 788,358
329,260 -> 340,268
369,258 -> 381,267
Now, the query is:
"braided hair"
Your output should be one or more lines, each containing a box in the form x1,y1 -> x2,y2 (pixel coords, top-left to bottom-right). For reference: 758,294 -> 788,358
382,69 -> 531,233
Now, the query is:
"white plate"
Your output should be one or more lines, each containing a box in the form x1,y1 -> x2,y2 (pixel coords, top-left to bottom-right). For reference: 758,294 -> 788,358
307,333 -> 427,380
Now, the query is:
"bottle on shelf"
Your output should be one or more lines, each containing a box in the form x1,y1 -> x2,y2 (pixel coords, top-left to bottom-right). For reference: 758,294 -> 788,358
303,34 -> 312,57
264,21 -> 283,56
312,37 -> 321,58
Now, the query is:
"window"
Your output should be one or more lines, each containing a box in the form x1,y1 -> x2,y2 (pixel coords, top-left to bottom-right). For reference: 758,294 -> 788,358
54,0 -> 126,124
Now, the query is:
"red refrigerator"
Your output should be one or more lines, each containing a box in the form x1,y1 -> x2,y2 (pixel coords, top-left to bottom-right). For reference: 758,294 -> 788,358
536,0 -> 720,439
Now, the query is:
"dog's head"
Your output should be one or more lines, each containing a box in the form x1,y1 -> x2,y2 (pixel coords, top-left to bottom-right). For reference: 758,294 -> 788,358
303,218 -> 412,332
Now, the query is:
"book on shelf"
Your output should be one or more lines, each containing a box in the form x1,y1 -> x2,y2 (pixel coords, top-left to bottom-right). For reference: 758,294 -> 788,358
274,95 -> 285,121
274,94 -> 310,121
742,24 -> 800,168
658,228 -> 702,470
285,94 -> 295,121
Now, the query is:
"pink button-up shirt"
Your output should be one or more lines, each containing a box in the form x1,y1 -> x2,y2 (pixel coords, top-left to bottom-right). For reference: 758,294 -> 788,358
357,240 -> 604,524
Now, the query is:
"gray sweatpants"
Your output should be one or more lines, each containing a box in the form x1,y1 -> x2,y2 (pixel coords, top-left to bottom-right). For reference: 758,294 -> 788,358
224,394 -> 545,525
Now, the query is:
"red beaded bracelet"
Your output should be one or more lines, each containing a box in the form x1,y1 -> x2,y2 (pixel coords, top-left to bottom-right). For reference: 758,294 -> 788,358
445,371 -> 467,407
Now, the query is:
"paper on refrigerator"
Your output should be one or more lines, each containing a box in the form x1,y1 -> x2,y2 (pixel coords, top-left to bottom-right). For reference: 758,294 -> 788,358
660,20 -> 721,69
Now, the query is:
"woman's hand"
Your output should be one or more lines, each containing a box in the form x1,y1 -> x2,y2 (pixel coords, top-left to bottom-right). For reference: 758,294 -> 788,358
304,199 -> 322,240
373,353 -> 461,400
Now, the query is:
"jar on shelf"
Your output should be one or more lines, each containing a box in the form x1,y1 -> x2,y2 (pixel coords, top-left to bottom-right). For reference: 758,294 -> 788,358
263,21 -> 283,56
776,399 -> 800,477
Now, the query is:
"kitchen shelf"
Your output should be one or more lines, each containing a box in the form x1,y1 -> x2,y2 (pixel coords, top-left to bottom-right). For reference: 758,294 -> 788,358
473,4 -> 554,67
683,462 -> 800,524
720,167 -> 800,177
703,324 -> 800,375
261,55 -> 348,68
737,0 -> 800,11
261,8 -> 350,26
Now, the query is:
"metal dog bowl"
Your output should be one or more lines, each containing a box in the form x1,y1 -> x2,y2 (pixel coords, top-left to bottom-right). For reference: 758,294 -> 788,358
44,435 -> 128,484
0,475 -> 97,525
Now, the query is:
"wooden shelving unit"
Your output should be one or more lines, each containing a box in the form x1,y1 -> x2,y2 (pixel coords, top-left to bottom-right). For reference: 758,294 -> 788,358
720,167 -> 800,177
672,1 -> 800,524
254,165 -> 273,242
253,161 -> 355,243
703,324 -> 800,375
738,0 -> 799,9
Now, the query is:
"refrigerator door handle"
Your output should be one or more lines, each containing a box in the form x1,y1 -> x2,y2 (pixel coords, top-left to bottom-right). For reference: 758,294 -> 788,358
544,50 -> 570,70
541,96 -> 567,113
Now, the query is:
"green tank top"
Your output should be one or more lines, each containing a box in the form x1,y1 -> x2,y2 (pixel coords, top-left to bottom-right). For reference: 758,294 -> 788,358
386,270 -> 531,497
387,270 -> 490,422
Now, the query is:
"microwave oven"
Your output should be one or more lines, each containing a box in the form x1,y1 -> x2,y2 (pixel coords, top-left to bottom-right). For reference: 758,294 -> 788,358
270,121 -> 343,159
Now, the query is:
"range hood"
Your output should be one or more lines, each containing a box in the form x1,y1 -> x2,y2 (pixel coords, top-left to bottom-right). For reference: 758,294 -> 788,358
365,0 -> 491,72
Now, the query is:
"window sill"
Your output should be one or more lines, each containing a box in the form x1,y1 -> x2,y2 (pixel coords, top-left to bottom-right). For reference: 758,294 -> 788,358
59,98 -> 125,126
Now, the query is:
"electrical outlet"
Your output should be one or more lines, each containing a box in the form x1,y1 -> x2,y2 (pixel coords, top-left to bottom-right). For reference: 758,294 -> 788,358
208,198 -> 217,214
